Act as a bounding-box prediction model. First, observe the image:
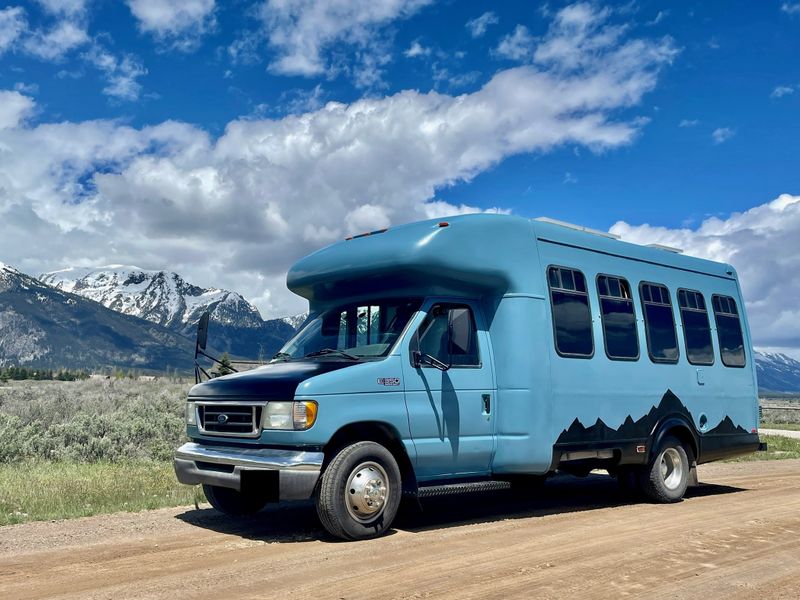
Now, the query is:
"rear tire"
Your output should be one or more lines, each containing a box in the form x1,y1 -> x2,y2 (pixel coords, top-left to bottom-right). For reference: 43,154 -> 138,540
316,441 -> 402,540
640,436 -> 689,503
202,484 -> 268,516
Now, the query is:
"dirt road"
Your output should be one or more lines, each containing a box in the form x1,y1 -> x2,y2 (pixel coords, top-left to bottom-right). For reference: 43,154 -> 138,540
1,460 -> 799,600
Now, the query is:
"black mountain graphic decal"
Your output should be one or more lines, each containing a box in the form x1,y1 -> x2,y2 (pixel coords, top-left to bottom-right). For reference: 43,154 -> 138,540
555,389 -> 748,446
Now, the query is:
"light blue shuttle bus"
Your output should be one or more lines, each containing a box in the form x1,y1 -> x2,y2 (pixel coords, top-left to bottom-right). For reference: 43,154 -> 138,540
175,214 -> 763,540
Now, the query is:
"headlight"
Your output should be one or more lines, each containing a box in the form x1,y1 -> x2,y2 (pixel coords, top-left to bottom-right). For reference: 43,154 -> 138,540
262,401 -> 318,430
186,402 -> 197,426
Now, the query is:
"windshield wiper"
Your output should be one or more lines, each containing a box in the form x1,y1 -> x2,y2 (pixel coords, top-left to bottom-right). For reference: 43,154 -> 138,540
271,352 -> 293,361
304,348 -> 361,361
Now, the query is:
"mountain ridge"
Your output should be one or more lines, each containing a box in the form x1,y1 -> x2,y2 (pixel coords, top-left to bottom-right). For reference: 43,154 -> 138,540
0,263 -> 194,371
754,350 -> 800,394
39,266 -> 301,359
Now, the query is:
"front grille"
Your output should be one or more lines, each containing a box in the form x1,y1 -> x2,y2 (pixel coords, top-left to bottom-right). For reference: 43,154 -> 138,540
197,403 -> 264,437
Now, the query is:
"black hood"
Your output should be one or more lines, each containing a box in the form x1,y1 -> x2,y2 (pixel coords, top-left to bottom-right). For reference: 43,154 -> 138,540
188,360 -> 356,401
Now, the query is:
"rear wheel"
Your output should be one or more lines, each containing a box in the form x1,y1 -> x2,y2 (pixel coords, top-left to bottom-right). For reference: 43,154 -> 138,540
640,436 -> 690,503
316,441 -> 402,540
202,484 -> 268,516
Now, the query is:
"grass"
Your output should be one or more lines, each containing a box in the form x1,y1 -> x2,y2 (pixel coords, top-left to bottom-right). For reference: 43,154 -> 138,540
760,422 -> 800,431
726,434 -> 800,462
0,460 -> 204,526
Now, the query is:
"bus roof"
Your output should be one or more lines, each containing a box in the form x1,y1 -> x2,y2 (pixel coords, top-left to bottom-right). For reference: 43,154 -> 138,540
286,213 -> 734,302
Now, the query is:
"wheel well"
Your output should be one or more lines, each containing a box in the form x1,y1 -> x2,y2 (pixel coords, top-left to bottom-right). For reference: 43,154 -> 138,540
657,422 -> 698,462
324,422 -> 417,493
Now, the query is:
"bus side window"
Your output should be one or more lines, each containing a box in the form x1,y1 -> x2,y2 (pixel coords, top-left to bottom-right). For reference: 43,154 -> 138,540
712,295 -> 746,367
640,282 -> 679,364
547,266 -> 594,358
597,275 -> 639,360
678,289 -> 714,366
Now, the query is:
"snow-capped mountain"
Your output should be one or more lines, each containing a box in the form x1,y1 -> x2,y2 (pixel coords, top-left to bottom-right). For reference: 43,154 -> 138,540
40,266 -> 263,331
282,312 -> 309,331
1,262 -> 194,370
39,266 -> 298,359
754,350 -> 800,393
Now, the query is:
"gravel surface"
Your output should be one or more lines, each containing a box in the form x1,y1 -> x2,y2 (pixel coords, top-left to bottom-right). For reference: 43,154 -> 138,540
1,460 -> 799,599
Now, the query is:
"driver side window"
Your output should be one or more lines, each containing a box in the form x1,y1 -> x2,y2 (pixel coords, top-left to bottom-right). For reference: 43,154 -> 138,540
413,304 -> 480,367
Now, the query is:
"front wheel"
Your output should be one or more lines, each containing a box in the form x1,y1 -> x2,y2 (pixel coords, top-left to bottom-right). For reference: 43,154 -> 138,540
202,484 -> 268,516
316,441 -> 402,540
640,436 -> 690,503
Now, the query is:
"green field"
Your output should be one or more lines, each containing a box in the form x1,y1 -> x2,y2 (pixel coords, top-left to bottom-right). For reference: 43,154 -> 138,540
726,434 -> 800,462
0,379 -> 201,525
0,461 -> 203,526
760,422 -> 800,431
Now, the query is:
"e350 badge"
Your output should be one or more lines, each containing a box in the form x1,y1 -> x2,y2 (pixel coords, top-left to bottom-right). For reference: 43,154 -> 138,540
377,377 -> 401,386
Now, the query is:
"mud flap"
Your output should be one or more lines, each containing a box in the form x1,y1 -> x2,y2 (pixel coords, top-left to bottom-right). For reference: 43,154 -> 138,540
688,460 -> 699,487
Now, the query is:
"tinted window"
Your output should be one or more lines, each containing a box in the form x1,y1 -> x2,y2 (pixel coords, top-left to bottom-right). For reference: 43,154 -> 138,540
712,295 -> 746,367
640,283 -> 679,363
547,267 -> 594,358
280,298 -> 421,359
415,304 -> 480,367
678,289 -> 714,366
597,275 -> 639,360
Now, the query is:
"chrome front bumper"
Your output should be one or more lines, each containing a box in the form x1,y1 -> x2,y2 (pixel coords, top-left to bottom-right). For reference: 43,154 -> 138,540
174,442 -> 324,500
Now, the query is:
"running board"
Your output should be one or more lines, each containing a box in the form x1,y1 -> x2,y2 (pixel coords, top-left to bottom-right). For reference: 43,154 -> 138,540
416,480 -> 511,498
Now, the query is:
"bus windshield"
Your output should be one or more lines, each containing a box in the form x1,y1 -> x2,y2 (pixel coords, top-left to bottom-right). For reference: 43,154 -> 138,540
275,298 -> 422,360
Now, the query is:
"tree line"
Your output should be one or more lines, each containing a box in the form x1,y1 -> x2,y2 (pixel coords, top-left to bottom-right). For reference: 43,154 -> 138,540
0,366 -> 91,382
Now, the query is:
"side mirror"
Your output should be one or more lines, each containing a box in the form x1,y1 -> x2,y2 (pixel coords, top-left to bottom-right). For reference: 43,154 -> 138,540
196,311 -> 209,351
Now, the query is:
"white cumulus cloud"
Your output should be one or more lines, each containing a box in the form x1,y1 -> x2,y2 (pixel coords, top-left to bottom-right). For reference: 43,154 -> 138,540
33,0 -> 88,17
23,19 -> 89,60
404,40 -> 430,58
0,6 -> 27,56
771,85 -> 795,98
83,45 -> 148,101
466,11 -> 499,38
610,195 -> 800,351
0,90 -> 35,129
712,127 -> 735,144
259,0 -> 432,78
494,25 -> 535,62
126,0 -> 216,51
0,4 -> 676,317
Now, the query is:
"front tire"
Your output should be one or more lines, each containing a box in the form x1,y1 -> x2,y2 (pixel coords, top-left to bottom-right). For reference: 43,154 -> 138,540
640,436 -> 690,503
202,484 -> 268,516
316,441 -> 402,540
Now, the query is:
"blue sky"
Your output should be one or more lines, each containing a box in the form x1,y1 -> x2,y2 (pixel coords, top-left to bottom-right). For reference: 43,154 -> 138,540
0,1 -> 799,354
3,1 -> 798,229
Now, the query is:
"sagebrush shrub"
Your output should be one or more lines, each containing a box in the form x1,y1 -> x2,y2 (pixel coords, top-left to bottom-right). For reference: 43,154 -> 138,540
0,379 -> 191,463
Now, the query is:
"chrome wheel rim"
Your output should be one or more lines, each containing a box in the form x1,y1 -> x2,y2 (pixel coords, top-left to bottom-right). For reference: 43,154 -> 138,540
660,447 -> 684,490
345,461 -> 389,523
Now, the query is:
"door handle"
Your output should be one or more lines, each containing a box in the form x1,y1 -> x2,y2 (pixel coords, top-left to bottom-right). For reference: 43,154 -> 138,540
482,394 -> 491,414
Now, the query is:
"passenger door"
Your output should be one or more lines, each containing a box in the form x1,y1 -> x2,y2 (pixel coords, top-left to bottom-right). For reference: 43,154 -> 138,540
403,301 -> 496,479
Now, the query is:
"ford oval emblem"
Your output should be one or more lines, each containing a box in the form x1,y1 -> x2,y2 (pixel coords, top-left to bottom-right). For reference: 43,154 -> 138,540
217,414 -> 229,424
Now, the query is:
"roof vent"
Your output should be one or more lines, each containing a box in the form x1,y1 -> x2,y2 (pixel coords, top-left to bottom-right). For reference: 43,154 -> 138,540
534,217 -> 621,240
646,243 -> 684,254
